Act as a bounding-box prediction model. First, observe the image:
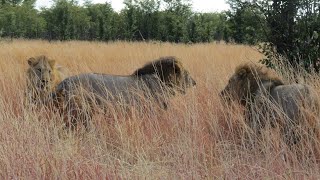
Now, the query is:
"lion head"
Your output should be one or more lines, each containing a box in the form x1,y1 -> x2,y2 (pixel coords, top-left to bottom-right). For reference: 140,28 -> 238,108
220,63 -> 284,105
27,55 -> 57,93
133,56 -> 196,94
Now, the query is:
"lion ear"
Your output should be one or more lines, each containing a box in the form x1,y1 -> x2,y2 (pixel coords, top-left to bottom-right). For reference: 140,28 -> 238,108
48,60 -> 56,68
27,57 -> 36,66
174,65 -> 182,75
238,68 -> 248,78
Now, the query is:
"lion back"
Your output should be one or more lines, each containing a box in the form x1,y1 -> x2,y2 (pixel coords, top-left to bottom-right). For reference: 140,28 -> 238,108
269,84 -> 320,121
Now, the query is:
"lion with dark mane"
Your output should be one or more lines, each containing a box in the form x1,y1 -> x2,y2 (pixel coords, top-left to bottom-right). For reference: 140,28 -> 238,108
220,63 -> 320,145
52,56 -> 196,129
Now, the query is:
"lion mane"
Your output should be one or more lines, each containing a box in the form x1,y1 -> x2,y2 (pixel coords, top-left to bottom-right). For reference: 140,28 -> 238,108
133,56 -> 183,83
220,62 -> 320,145
133,56 -> 195,94
221,63 -> 284,105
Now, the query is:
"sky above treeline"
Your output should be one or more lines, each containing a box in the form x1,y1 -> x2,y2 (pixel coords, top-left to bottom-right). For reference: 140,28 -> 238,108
36,0 -> 230,12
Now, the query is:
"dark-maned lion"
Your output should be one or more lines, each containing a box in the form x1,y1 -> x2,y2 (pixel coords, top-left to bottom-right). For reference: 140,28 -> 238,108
52,56 -> 196,129
26,55 -> 67,105
220,63 -> 320,145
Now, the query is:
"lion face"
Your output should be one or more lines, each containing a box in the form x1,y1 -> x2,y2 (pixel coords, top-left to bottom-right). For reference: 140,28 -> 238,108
170,70 -> 196,94
220,69 -> 250,105
179,70 -> 196,93
27,56 -> 56,92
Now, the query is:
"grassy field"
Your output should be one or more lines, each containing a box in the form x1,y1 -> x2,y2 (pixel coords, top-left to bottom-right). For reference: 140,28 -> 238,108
0,40 -> 319,179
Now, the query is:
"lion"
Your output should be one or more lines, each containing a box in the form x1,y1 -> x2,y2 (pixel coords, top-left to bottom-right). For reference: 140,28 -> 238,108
52,56 -> 196,129
26,55 -> 67,105
220,63 -> 320,145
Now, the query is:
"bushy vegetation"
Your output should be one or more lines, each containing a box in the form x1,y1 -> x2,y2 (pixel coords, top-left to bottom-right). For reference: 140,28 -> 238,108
0,0 -> 230,43
228,0 -> 320,72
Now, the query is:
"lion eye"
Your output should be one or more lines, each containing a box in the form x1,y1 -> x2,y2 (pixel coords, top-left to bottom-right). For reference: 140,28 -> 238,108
37,69 -> 42,73
49,70 -> 51,73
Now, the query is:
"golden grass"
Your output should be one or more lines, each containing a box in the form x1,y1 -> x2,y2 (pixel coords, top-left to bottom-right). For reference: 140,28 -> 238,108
0,39 -> 319,178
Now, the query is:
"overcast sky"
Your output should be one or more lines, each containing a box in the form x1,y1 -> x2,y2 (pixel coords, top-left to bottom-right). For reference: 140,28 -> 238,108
36,0 -> 230,12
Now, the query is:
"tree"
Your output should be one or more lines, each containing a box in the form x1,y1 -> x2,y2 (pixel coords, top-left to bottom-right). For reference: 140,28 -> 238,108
135,0 -> 161,40
261,0 -> 320,71
121,0 -> 139,40
162,0 -> 192,42
228,0 -> 320,72
86,2 -> 114,40
41,0 -> 90,40
1,0 -> 23,6
0,0 -> 45,39
187,13 -> 229,43
226,0 -> 268,44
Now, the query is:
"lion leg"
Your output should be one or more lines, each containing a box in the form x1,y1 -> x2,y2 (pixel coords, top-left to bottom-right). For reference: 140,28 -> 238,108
65,96 -> 94,131
77,107 -> 93,131
50,89 -> 76,130
66,107 -> 79,131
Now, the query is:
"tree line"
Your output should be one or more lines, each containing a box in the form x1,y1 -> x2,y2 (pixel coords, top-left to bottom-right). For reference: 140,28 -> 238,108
0,0 -> 233,43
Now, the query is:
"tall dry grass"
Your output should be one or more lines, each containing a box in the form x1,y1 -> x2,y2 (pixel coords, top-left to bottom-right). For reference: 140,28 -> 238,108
0,39 -> 319,179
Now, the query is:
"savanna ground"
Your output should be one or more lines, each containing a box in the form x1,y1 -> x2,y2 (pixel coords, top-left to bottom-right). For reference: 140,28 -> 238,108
0,40 -> 319,179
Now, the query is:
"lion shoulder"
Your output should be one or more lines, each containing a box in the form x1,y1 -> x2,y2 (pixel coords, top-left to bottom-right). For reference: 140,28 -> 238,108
54,65 -> 68,86
270,84 -> 319,105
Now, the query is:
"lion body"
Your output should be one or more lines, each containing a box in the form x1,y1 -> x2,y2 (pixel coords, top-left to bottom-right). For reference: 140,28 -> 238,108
53,56 -> 196,128
55,73 -> 168,108
220,63 -> 320,144
26,55 -> 67,104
